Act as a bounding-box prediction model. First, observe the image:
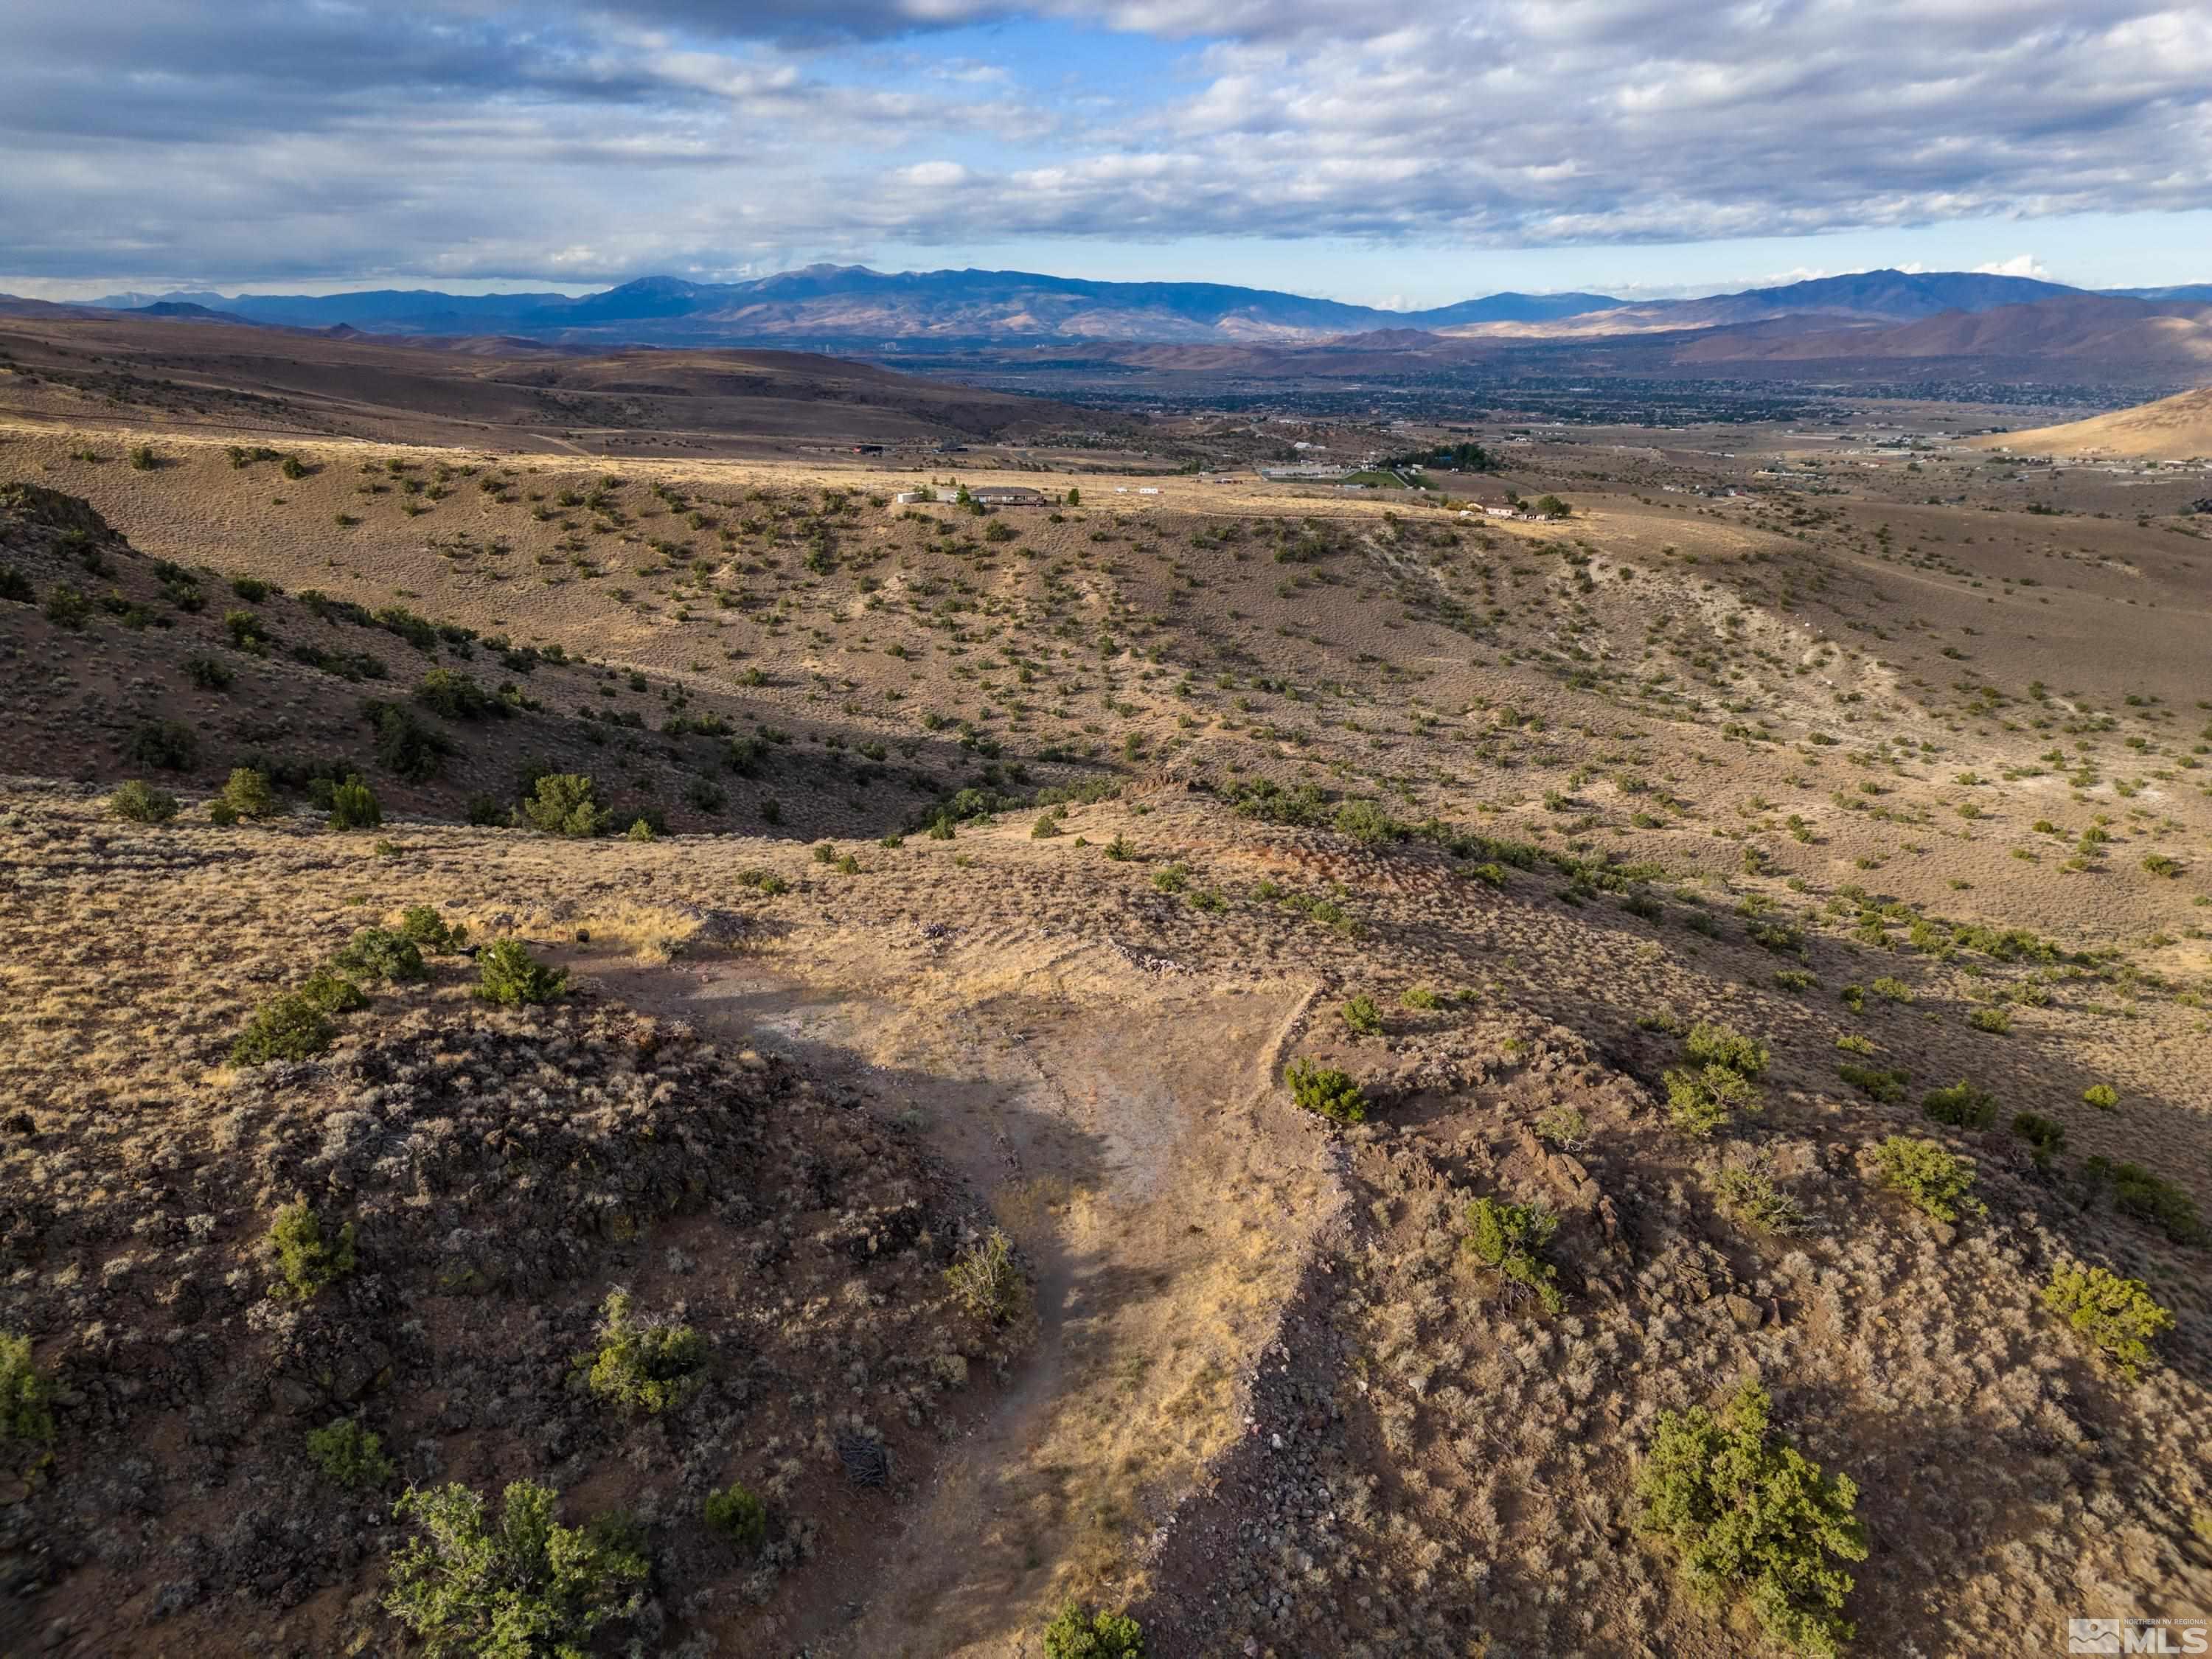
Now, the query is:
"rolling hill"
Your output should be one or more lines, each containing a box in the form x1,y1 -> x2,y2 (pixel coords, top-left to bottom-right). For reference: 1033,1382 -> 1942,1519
1972,384 -> 2212,459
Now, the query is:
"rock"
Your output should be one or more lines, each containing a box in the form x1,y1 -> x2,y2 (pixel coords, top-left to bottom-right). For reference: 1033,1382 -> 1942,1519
268,1377 -> 321,1416
1722,1294 -> 1763,1331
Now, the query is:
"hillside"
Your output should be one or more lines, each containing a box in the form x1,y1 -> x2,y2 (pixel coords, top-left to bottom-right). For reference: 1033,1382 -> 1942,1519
3,408 -> 2211,1656
1675,296 -> 2212,375
1973,386 -> 2212,461
0,313 -> 1114,455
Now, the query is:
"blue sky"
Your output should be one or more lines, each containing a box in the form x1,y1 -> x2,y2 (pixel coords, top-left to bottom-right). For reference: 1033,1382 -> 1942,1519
6,1 -> 2210,304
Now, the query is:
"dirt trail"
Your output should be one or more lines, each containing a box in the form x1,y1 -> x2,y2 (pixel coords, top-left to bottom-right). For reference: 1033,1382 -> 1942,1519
590,922 -> 1335,1655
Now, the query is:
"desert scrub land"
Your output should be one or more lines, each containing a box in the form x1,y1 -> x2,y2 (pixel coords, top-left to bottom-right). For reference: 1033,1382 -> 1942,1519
0,796 -> 1032,1654
2,414 -> 2211,1656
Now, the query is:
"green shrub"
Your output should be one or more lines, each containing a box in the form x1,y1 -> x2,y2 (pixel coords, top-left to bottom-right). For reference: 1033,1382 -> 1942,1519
328,776 -> 382,830
465,792 -> 504,827
385,1480 -> 650,1656
1663,1065 -> 1761,1137
299,969 -> 368,1013
1968,1006 -> 2012,1035
125,719 -> 198,771
579,1290 -> 705,1414
232,992 -> 335,1065
128,442 -> 158,470
1870,975 -> 1915,1004
223,607 -> 269,649
625,816 -> 656,842
1921,1080 -> 1996,1130
0,564 -> 32,604
524,773 -> 611,837
1340,994 -> 1383,1036
1032,812 -> 1062,838
1873,1135 -> 1984,1223
332,926 -> 428,984
2082,1083 -> 2119,1111
185,654 -> 234,690
219,766 -> 282,820
1534,1105 -> 1590,1150
2011,1112 -> 2066,1172
945,1228 -> 1024,1323
1836,1062 -> 1909,1104
397,905 -> 467,953
1043,1604 -> 1147,1659
44,582 -> 93,629
476,938 -> 567,1006
1684,1022 -> 1767,1077
361,699 -> 455,782
1399,984 -> 1440,1010
1332,798 -> 1396,845
307,1418 -> 396,1491
703,1483 -> 768,1552
1,1332 -> 54,1447
2087,1158 -> 2207,1245
107,779 -> 178,824
2042,1262 -> 2174,1382
1464,1197 -> 1565,1313
1285,1057 -> 1367,1124
413,667 -> 501,720
207,799 -> 240,827
1773,969 -> 1817,993
268,1200 -> 357,1298
1636,1379 -> 1866,1659
1714,1162 -> 1807,1234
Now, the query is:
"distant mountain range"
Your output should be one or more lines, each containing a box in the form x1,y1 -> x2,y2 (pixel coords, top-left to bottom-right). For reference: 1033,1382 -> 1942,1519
60,265 -> 2194,351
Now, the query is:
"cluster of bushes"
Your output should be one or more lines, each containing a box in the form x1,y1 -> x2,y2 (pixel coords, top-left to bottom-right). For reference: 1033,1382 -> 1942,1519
1637,1379 -> 1867,1659
2043,1262 -> 2173,1381
229,908 -> 557,1065
361,698 -> 456,782
1921,1079 -> 1996,1130
1873,1135 -> 1984,1224
944,1228 -> 1025,1324
1,1329 -> 55,1450
1284,1058 -> 1366,1125
2085,1157 -> 2205,1245
268,1200 -> 358,1299
1043,1604 -> 1147,1658
1663,1023 -> 1767,1137
1464,1197 -> 1565,1314
383,1479 -> 650,1655
577,1290 -> 706,1415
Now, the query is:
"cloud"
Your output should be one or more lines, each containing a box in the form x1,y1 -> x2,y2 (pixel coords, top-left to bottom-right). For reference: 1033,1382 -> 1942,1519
1973,254 -> 2051,278
4,0 -> 2211,285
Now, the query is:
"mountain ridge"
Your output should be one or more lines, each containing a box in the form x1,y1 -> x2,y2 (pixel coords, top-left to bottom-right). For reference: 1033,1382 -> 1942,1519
49,265 -> 2184,349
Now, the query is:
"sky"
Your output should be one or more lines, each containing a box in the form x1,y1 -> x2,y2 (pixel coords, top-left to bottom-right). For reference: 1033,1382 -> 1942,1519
6,1 -> 2211,307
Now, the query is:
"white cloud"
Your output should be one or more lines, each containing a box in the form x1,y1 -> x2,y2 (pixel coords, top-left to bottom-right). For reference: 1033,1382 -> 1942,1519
1972,253 -> 2051,278
2,0 -> 2209,285
900,160 -> 972,188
